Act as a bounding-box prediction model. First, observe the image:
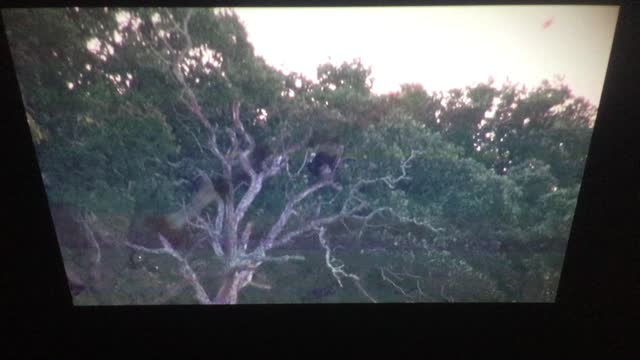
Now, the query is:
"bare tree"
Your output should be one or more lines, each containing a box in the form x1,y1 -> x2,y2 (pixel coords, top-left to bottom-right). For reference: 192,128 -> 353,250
123,9 -> 419,304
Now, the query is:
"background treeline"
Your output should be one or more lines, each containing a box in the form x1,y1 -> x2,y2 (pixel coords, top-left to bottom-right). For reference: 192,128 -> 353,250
4,8 -> 595,303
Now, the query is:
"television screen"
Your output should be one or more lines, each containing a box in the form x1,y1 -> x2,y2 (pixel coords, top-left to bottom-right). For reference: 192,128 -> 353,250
1,5 -> 619,305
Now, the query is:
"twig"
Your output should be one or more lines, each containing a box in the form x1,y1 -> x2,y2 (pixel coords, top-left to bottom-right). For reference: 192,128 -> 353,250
380,267 -> 412,299
125,233 -> 212,304
318,227 -> 377,303
441,285 -> 454,303
263,178 -> 339,249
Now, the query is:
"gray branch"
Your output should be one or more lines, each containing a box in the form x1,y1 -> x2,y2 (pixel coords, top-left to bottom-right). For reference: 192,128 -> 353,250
75,211 -> 102,283
125,233 -> 212,304
263,179 -> 338,249
380,267 -> 412,300
318,227 -> 377,303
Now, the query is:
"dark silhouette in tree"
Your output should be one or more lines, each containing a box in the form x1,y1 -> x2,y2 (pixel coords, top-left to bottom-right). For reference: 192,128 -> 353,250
307,151 -> 338,182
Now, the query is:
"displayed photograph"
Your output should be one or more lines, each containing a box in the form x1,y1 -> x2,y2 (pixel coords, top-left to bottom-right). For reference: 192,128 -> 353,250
2,5 -> 618,304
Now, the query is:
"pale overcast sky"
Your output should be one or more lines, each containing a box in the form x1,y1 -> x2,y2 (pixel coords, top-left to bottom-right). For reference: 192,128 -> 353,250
234,5 -> 618,106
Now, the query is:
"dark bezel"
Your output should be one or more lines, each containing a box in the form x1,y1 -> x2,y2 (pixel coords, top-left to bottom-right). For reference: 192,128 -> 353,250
2,0 -> 638,353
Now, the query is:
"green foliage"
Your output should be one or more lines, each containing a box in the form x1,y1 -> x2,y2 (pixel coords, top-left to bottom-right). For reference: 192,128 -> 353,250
533,185 -> 579,242
393,84 -> 443,130
313,60 -> 376,125
317,59 -> 372,95
36,82 -> 180,214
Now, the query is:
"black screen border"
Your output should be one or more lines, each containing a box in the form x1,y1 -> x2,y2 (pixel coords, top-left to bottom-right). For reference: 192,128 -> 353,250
3,0 -> 638,353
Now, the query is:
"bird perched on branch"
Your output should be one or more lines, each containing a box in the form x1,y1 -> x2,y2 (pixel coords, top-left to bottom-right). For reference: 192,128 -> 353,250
307,145 -> 344,183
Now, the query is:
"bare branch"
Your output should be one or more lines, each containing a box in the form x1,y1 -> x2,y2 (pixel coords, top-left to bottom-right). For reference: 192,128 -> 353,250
213,197 -> 225,231
232,250 -> 305,268
441,284 -> 454,303
380,267 -> 412,299
185,213 -> 224,258
265,201 -> 368,251
157,233 -> 211,304
152,8 -> 211,133
207,129 -> 232,173
352,206 -> 393,244
263,155 -> 286,178
248,281 -> 272,290
416,279 -> 425,298
75,211 -> 102,283
125,233 -> 212,304
348,150 -> 422,195
398,267 -> 422,279
125,241 -> 168,255
233,174 -> 264,233
239,222 -> 252,252
213,268 -> 256,304
319,227 -> 350,288
225,127 -> 240,157
260,254 -> 306,263
261,128 -> 312,178
286,150 -> 310,178
318,228 -> 377,303
263,179 -> 338,249
225,101 -> 265,232
76,211 -> 101,265
383,266 -> 404,281
238,149 -> 256,180
351,206 -> 445,238
231,101 -> 255,155
353,281 -> 378,304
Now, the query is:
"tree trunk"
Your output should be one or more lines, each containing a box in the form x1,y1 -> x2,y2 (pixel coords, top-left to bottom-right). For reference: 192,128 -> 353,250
213,269 -> 255,304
